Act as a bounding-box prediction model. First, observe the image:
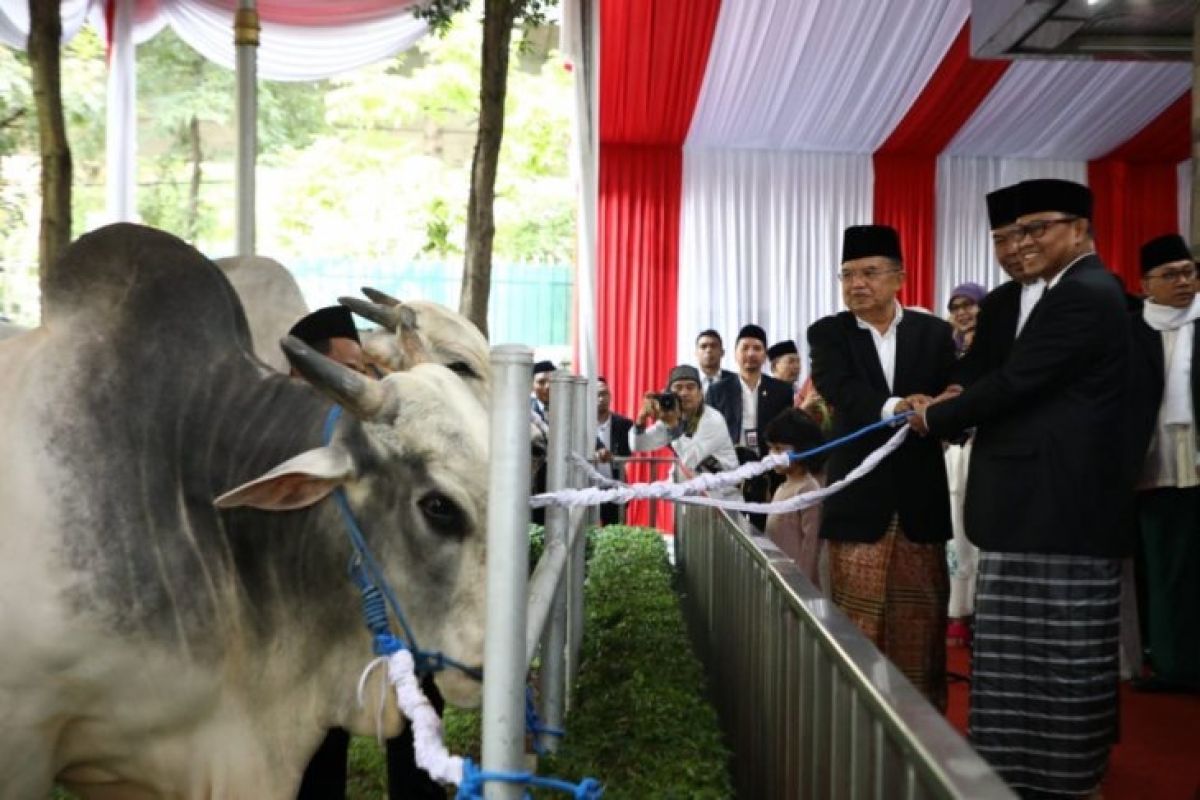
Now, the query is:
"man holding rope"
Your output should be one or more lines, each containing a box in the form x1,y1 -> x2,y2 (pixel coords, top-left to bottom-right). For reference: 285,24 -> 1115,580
913,179 -> 1131,800
807,224 -> 958,711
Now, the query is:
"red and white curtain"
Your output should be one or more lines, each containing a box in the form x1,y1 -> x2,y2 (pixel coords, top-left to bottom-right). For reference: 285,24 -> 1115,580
597,0 -> 1192,427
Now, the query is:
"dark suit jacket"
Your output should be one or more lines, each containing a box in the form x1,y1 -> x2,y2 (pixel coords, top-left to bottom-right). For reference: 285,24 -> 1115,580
954,279 -> 1021,388
926,254 -> 1133,557
701,368 -> 736,393
602,412 -> 634,478
1127,312 -> 1200,476
705,372 -> 795,457
807,309 -> 956,544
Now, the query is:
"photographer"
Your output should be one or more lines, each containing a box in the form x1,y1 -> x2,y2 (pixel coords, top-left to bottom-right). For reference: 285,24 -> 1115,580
630,365 -> 739,496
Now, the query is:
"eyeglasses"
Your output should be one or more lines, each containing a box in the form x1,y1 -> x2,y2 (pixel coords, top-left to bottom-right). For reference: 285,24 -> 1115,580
993,217 -> 1079,245
948,299 -> 977,312
837,267 -> 901,283
1146,265 -> 1197,283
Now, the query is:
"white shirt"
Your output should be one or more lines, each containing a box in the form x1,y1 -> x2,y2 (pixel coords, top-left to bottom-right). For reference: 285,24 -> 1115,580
854,300 -> 905,420
630,405 -> 739,496
739,375 -> 760,445
596,415 -> 613,479
1016,280 -> 1045,336
700,369 -> 723,395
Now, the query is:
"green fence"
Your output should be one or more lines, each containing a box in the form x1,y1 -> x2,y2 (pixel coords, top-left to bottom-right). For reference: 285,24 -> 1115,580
290,258 -> 573,346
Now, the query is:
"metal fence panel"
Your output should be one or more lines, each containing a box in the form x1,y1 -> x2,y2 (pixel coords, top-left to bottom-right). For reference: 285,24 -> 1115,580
675,505 -> 1017,800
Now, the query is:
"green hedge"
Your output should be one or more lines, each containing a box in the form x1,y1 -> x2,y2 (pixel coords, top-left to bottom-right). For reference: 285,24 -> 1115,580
538,526 -> 732,799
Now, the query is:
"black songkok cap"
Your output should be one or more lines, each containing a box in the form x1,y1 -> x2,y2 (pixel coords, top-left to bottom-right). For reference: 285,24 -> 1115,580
736,324 -> 768,347
533,360 -> 556,375
1140,234 -> 1194,275
842,225 -> 902,263
985,184 -> 1021,230
288,306 -> 360,347
1015,179 -> 1093,220
767,340 -> 798,360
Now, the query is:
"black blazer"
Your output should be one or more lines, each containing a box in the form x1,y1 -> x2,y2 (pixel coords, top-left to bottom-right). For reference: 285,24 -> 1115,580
1127,312 -> 1200,476
954,279 -> 1021,387
705,372 -> 794,456
926,254 -> 1134,557
807,309 -> 956,544
605,413 -> 634,480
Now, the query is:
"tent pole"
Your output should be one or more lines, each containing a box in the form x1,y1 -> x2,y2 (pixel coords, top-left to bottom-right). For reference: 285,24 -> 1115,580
104,0 -> 136,223
235,1 -> 259,256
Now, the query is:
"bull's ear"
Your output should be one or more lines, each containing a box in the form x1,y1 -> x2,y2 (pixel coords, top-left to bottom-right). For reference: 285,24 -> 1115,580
215,446 -> 354,511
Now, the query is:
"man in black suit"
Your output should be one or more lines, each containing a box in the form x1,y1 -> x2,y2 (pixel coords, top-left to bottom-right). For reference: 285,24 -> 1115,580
915,180 -> 1132,799
695,329 -> 735,394
705,324 -> 795,453
807,224 -> 956,711
706,324 -> 795,528
595,376 -> 634,526
954,183 -> 1044,387
1127,233 -> 1200,693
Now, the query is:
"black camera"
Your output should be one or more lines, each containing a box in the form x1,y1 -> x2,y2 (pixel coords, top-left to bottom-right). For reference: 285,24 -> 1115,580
654,392 -> 679,412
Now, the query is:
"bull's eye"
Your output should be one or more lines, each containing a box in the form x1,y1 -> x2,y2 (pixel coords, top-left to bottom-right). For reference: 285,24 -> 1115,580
446,361 -> 479,380
419,492 -> 464,534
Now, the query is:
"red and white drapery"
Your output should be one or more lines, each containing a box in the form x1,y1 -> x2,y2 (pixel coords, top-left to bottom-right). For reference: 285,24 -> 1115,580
598,0 -> 1192,431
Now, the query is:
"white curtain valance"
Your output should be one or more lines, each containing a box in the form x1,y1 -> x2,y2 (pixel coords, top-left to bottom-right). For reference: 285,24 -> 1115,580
0,0 -> 427,82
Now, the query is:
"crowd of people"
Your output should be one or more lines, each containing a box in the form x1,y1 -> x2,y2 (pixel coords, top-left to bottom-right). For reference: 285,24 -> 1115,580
558,178 -> 1196,800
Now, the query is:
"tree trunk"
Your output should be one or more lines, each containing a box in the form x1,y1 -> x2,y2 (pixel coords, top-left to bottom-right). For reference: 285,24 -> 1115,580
29,0 -> 72,308
187,115 -> 203,244
459,0 -> 517,338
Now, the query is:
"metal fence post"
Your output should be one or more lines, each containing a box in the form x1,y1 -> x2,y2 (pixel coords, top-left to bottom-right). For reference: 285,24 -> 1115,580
536,372 -> 576,753
481,345 -> 533,800
565,376 -> 590,705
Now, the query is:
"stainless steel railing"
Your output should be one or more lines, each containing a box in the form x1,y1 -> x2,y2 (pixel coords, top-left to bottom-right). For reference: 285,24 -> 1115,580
674,504 -> 1017,800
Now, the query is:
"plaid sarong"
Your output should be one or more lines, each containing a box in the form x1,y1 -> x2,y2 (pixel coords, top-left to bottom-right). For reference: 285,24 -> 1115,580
971,552 -> 1121,798
828,516 -> 949,711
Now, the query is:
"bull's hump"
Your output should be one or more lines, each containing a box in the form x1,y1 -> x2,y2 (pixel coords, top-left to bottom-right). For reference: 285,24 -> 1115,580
42,223 -> 251,355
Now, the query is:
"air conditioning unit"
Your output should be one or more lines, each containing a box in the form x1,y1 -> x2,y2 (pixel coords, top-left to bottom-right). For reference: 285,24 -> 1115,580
972,0 -> 1192,61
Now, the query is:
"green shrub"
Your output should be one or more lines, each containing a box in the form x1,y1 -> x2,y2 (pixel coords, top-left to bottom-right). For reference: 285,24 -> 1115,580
538,526 -> 732,799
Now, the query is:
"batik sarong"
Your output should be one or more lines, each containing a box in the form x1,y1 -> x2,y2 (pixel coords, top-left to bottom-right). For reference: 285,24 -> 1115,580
828,516 -> 949,711
971,552 -> 1121,798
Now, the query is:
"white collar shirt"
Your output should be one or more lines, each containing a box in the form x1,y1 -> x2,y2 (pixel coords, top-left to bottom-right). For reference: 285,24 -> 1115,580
739,374 -> 760,445
1016,280 -> 1045,336
855,300 -> 904,391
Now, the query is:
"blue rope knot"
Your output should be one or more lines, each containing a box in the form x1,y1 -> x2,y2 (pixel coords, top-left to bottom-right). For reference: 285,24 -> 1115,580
455,758 -> 603,800
525,687 -> 564,756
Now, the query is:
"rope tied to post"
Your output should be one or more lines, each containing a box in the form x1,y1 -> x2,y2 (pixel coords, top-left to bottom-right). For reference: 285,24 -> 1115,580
534,413 -> 913,513
456,759 -> 605,800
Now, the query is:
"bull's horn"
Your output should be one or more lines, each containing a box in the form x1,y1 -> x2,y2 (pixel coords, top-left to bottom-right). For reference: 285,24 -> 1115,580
339,296 -> 399,332
361,286 -> 401,307
281,335 -> 386,420
397,304 -> 418,333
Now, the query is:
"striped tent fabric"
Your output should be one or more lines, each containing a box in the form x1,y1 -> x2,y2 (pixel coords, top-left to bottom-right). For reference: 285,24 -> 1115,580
594,0 -> 1191,421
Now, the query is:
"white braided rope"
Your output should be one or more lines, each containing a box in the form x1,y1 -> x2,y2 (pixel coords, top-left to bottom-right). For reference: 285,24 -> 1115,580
356,650 -> 464,786
533,426 -> 910,514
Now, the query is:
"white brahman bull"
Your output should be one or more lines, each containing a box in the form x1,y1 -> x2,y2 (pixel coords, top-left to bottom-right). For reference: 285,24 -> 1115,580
0,224 -> 487,799
215,254 -> 310,374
